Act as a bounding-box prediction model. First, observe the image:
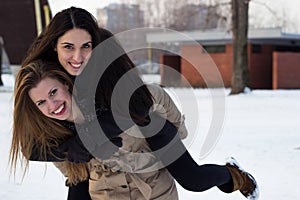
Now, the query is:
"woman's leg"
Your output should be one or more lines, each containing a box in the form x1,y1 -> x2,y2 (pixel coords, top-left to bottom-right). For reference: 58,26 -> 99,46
67,180 -> 92,200
145,119 -> 232,192
167,151 -> 232,191
144,117 -> 258,200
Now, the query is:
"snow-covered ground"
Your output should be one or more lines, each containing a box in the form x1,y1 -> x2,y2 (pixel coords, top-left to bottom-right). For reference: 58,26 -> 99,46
1,74 -> 299,199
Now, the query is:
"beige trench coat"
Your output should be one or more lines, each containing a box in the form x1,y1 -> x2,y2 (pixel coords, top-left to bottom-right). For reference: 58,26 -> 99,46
55,84 -> 188,200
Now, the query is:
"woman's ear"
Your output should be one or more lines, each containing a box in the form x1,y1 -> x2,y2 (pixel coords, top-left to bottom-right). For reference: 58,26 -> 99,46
52,42 -> 57,51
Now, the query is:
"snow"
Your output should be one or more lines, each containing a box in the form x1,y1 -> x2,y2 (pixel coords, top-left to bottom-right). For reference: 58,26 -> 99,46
1,74 -> 300,199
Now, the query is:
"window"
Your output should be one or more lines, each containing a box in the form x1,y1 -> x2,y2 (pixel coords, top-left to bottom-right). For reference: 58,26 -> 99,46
274,45 -> 300,52
202,45 -> 226,53
252,44 -> 262,53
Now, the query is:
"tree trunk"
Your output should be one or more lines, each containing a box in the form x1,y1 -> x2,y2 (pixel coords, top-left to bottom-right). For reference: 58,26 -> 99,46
230,0 -> 250,95
0,40 -> 3,86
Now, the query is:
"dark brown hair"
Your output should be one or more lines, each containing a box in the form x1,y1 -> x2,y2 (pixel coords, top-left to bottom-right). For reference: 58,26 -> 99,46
22,6 -> 153,124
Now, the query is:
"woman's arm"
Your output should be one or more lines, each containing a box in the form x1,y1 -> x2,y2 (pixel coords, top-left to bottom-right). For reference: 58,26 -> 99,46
147,84 -> 188,139
29,144 -> 65,162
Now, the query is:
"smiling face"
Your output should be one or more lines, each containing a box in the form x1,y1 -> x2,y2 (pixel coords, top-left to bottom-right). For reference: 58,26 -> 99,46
29,77 -> 74,122
56,28 -> 92,76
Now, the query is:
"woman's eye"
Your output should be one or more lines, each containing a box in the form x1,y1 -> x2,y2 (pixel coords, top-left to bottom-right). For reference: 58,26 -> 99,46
37,100 -> 45,106
64,44 -> 73,49
83,43 -> 91,49
50,89 -> 57,96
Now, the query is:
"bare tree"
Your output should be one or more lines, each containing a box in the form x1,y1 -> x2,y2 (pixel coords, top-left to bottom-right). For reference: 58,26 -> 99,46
118,0 -> 229,30
169,4 -> 223,31
138,0 -> 227,31
117,0 -> 251,93
230,0 -> 250,94
202,0 -> 251,93
0,37 -> 3,86
139,0 -> 181,28
249,0 -> 295,32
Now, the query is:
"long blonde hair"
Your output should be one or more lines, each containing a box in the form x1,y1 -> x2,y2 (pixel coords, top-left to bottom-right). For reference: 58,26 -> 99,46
10,60 -> 89,184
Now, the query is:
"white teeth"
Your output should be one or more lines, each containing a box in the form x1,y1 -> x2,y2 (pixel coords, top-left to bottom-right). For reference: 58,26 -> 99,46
54,104 -> 64,114
71,63 -> 81,68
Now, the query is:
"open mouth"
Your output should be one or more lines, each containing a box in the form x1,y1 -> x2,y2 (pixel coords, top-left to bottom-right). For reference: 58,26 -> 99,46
69,62 -> 82,69
53,103 -> 66,115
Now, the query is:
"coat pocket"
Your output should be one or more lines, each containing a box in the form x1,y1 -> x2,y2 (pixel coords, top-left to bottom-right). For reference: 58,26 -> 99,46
89,178 -> 111,200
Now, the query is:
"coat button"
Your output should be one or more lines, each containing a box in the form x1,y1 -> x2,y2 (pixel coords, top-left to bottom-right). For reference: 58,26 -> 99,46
121,185 -> 128,188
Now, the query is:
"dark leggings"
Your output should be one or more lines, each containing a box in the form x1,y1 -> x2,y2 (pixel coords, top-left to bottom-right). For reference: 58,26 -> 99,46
145,118 -> 232,192
66,117 -> 232,199
67,180 -> 91,200
166,151 -> 232,191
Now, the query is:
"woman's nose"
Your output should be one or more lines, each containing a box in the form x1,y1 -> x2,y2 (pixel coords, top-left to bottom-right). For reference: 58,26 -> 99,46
48,99 -> 58,112
72,49 -> 83,62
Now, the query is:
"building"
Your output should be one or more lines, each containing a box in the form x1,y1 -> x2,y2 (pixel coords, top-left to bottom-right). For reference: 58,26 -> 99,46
147,28 -> 300,89
0,0 -> 51,65
97,4 -> 154,66
97,3 -> 144,33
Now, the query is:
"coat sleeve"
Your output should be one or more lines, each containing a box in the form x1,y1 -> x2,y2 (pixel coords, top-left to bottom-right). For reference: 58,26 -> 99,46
53,161 -> 69,177
147,84 -> 188,139
29,144 -> 65,162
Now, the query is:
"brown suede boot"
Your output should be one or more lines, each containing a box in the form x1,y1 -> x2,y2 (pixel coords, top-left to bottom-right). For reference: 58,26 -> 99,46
222,157 -> 259,200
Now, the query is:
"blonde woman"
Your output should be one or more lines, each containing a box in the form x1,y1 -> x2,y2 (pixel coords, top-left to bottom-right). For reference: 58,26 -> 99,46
11,59 -> 258,200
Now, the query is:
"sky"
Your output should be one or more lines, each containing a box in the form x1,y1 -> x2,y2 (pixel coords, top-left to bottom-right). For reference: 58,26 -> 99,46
1,74 -> 300,199
47,0 -> 300,33
48,0 -> 119,16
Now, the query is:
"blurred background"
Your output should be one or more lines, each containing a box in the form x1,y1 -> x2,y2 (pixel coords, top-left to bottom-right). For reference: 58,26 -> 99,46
1,0 -> 300,89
